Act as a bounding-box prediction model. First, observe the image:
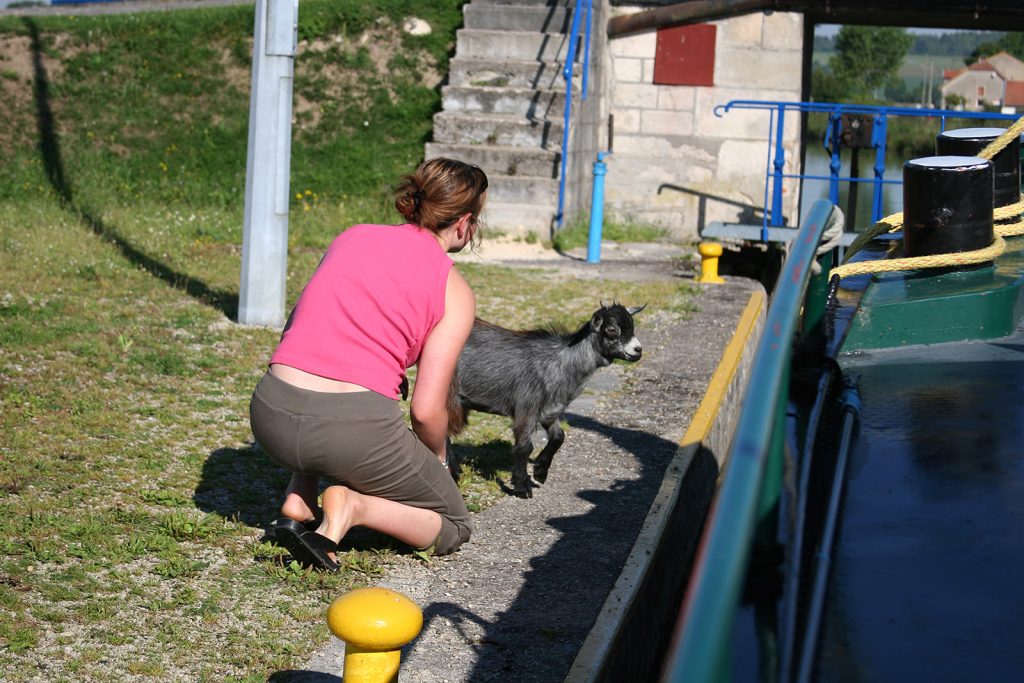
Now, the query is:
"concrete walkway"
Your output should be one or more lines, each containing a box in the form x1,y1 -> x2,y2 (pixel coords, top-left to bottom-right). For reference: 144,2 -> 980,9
272,247 -> 763,682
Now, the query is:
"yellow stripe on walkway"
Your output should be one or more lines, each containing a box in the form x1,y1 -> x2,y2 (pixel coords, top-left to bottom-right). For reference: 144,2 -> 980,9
680,288 -> 766,449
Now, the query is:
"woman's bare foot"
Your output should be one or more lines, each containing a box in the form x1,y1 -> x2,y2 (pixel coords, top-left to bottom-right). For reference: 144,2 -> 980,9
281,473 -> 321,524
315,485 -> 360,563
319,486 -> 356,536
321,484 -> 443,552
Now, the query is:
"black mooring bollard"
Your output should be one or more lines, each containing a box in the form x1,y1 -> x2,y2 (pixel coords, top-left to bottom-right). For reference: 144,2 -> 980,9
936,127 -> 1020,208
903,155 -> 994,259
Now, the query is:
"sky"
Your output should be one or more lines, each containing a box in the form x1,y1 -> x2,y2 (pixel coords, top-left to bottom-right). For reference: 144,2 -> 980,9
815,25 -> 986,37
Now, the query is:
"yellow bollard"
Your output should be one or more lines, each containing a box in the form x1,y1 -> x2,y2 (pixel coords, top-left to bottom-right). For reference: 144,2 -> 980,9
327,587 -> 423,683
696,241 -> 726,284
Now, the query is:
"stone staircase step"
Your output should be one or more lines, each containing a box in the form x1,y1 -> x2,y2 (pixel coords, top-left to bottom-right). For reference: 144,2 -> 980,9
480,201 -> 556,236
456,28 -> 581,62
447,57 -> 578,91
441,84 -> 570,119
426,0 -> 574,236
486,175 -> 559,205
457,174 -> 559,206
463,3 -> 570,32
425,142 -> 559,178
471,0 -> 566,6
433,111 -> 564,151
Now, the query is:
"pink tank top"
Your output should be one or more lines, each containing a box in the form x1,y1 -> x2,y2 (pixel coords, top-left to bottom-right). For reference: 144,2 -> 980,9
270,223 -> 453,398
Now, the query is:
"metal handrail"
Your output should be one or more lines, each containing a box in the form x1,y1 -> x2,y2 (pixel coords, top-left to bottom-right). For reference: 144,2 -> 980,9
555,0 -> 592,228
714,100 -> 1021,241
662,198 -> 838,683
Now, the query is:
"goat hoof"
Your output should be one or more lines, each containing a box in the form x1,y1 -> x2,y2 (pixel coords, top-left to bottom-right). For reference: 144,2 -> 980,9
511,481 -> 533,498
533,467 -> 549,484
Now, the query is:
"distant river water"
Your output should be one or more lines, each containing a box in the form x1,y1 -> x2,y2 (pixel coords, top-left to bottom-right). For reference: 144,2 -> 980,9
798,143 -> 906,231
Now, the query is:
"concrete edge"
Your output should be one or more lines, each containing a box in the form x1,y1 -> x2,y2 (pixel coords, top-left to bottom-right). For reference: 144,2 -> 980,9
564,286 -> 767,682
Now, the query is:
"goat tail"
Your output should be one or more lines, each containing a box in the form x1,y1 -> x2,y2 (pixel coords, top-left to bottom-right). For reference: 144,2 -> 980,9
446,370 -> 468,437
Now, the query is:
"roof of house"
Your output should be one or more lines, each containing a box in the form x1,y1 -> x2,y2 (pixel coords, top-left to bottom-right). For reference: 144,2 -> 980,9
1004,80 -> 1024,107
986,51 -> 1024,81
941,66 -> 1004,94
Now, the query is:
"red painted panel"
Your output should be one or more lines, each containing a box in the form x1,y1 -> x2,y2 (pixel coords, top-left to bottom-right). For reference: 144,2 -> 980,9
653,23 -> 716,87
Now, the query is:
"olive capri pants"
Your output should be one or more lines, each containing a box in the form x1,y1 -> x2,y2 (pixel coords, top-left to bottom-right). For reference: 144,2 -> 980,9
249,371 -> 472,555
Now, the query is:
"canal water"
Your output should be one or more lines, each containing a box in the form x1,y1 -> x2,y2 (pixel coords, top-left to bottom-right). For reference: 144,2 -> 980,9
798,143 -> 906,232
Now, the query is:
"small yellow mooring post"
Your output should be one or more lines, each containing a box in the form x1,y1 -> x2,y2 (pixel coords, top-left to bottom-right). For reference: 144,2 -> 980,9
327,587 -> 423,683
696,241 -> 726,284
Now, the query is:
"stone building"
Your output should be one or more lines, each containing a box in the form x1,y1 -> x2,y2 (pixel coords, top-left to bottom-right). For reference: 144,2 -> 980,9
600,6 -> 804,239
427,1 -> 806,243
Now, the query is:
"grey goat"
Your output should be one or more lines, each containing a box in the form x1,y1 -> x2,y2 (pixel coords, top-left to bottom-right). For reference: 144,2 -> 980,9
446,303 -> 645,498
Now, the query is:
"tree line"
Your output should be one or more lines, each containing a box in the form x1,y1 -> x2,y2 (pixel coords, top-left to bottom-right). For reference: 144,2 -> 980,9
812,27 -> 1024,104
814,30 -> 1024,64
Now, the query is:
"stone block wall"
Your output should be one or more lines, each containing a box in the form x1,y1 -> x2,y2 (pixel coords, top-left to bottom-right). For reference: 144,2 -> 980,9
600,8 -> 804,240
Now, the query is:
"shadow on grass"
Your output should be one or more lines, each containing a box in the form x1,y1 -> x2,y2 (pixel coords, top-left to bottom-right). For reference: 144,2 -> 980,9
448,437 -> 519,497
25,18 -> 239,320
449,438 -> 512,481
193,444 -> 287,530
193,444 -> 418,555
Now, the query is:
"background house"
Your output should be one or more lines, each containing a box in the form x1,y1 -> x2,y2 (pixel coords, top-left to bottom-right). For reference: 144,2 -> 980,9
1004,80 -> 1024,113
941,50 -> 1024,110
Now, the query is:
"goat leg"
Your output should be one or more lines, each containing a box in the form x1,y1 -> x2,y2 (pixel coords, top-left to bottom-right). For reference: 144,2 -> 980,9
532,420 -> 565,484
445,436 -> 462,482
509,416 -> 536,498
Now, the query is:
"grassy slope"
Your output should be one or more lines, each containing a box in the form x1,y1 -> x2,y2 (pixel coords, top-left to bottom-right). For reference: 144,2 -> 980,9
0,3 -> 697,680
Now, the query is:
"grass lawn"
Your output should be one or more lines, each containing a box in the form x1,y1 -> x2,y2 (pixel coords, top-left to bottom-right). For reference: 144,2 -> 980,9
0,3 -> 696,679
0,200 -> 693,681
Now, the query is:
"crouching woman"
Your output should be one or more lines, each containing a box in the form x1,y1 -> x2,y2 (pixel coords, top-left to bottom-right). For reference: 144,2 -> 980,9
249,158 -> 487,571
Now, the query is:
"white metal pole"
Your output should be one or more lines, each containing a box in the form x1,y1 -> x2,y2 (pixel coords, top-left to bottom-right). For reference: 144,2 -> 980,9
238,0 -> 297,327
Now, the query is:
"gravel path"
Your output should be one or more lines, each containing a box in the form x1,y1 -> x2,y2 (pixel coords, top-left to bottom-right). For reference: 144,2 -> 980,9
273,248 -> 762,682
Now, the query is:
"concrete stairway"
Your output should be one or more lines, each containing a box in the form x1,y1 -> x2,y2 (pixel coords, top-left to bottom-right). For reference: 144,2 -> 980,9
425,0 -> 580,236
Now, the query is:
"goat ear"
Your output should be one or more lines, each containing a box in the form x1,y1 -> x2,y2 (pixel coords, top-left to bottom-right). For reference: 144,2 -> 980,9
591,311 -> 604,331
627,304 -> 647,316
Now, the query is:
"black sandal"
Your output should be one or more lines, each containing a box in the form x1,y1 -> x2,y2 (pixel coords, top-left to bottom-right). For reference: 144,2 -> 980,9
270,518 -> 339,572
268,515 -> 322,533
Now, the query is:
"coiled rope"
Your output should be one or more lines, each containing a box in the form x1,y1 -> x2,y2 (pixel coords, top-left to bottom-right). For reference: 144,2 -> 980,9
829,115 -> 1024,281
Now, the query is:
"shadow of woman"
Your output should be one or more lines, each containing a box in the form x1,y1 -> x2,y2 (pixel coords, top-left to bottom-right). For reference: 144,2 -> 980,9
193,443 -> 287,531
192,443 -> 431,554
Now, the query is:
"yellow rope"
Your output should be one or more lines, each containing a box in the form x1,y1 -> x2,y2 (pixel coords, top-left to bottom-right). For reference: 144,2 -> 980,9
995,199 -> 1024,219
830,234 -> 1007,280
842,211 -> 903,259
831,114 -> 1024,279
998,217 -> 1024,238
978,116 -> 1024,160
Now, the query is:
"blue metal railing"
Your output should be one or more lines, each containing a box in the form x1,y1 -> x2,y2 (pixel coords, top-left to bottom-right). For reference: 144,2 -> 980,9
714,101 -> 1021,242
662,198 -> 839,683
554,0 -> 592,228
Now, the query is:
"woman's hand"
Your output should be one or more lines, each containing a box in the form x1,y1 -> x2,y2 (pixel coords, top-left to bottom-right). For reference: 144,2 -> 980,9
410,268 -> 475,460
